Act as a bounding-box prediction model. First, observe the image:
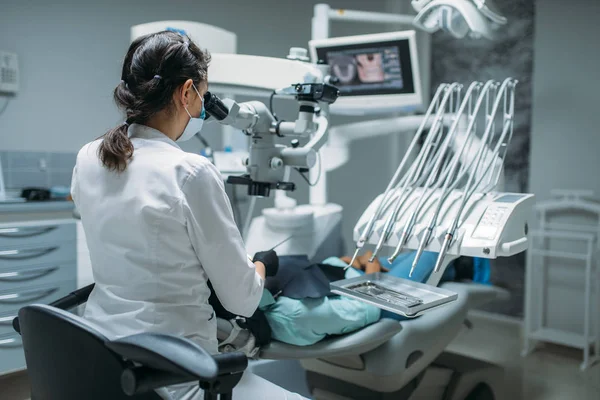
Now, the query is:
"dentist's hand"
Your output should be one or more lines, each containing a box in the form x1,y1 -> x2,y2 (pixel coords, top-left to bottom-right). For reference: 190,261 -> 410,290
253,250 -> 279,277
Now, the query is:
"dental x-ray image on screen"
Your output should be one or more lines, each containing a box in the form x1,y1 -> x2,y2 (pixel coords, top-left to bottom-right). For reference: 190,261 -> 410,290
310,32 -> 421,114
327,46 -> 404,95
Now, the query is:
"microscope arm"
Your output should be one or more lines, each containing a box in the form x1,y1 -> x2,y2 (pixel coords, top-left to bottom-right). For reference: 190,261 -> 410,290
303,115 -> 329,153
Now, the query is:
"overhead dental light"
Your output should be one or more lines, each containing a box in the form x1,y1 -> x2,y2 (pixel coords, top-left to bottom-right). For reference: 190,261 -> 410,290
412,0 -> 507,39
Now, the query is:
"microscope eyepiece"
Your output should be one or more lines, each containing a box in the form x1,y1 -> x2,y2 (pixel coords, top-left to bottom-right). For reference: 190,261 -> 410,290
203,91 -> 230,121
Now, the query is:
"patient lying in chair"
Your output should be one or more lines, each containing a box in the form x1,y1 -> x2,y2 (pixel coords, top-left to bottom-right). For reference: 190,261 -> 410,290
258,251 -> 458,347
214,251 -> 485,351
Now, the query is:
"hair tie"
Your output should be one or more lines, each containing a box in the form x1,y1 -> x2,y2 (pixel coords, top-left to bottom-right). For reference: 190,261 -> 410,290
153,75 -> 162,80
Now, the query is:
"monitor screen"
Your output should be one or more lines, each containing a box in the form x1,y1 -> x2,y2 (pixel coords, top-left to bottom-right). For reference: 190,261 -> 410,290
315,39 -> 415,97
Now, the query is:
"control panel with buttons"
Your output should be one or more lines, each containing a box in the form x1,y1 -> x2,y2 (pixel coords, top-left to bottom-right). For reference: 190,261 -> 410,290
472,205 -> 509,240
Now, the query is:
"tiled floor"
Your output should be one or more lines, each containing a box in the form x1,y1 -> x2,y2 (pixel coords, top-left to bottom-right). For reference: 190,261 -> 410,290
0,371 -> 28,400
446,314 -> 600,400
1,313 -> 599,400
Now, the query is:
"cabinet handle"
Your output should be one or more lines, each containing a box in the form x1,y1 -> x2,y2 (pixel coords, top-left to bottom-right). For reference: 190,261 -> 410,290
0,246 -> 58,260
0,336 -> 22,348
0,266 -> 59,282
0,287 -> 58,304
0,226 -> 57,238
0,314 -> 17,325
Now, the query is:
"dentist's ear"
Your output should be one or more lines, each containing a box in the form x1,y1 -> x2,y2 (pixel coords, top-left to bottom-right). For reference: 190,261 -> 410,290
177,79 -> 195,110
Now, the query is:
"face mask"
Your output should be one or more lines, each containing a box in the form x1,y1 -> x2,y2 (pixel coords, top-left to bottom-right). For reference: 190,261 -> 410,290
178,83 -> 206,142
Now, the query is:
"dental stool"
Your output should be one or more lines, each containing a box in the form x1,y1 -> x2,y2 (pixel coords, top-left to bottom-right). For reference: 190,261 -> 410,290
12,286 -> 248,400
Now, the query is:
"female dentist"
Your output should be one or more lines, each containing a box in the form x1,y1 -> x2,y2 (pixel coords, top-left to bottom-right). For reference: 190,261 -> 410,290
71,31 -> 305,399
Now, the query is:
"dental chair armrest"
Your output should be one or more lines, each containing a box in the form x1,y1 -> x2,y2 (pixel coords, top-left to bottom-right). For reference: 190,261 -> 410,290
440,282 -> 510,308
106,333 -> 248,395
260,319 -> 402,360
13,283 -> 96,334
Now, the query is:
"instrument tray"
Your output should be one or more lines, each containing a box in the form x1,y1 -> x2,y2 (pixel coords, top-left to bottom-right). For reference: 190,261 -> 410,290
331,273 -> 458,317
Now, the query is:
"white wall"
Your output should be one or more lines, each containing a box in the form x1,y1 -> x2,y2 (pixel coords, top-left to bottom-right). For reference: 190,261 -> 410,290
528,0 -> 600,333
0,0 -> 387,153
529,0 -> 600,200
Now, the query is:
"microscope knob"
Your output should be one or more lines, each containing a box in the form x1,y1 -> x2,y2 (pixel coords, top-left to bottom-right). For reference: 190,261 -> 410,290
270,157 -> 284,169
291,139 -> 300,148
287,47 -> 310,62
326,75 -> 340,85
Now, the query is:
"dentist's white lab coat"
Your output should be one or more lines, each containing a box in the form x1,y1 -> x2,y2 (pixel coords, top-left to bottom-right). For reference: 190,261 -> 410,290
72,124 -> 305,399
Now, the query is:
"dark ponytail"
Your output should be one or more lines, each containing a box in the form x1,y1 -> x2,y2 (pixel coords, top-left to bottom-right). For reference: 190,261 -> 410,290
98,31 -> 211,172
98,122 -> 133,173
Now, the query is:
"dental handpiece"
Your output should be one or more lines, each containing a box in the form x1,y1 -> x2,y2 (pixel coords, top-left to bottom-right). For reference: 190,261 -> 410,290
402,162 -> 459,276
368,180 -> 416,263
382,84 -> 463,264
409,82 -> 485,271
430,81 -> 498,267
348,84 -> 452,268
480,81 -> 518,193
410,162 -> 467,272
389,155 -> 456,268
369,140 -> 442,263
346,181 -> 408,269
400,118 -> 474,272
349,138 -> 429,267
344,188 -> 406,271
467,113 -> 515,199
411,166 -> 466,272
370,127 -> 446,263
433,79 -> 516,272
433,150 -> 503,274
370,176 -> 424,263
434,103 -> 497,270
458,81 -> 516,203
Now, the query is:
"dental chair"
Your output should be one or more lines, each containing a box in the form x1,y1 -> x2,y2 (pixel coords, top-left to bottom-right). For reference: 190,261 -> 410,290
293,283 -> 507,400
12,285 -> 248,400
220,281 -> 509,400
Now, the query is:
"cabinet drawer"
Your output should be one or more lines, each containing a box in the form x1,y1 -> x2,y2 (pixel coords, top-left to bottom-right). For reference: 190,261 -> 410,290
0,331 -> 25,375
0,221 -> 76,247
0,309 -> 20,335
0,262 -> 76,291
0,280 -> 77,319
0,241 -> 76,269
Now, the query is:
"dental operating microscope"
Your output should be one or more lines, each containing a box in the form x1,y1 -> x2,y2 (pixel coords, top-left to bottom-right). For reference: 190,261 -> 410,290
202,83 -> 339,197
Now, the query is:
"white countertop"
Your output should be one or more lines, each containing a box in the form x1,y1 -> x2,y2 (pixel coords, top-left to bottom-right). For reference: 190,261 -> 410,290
0,200 -> 75,214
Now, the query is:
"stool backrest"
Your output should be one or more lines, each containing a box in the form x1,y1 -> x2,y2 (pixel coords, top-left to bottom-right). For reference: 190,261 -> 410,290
18,304 -> 160,400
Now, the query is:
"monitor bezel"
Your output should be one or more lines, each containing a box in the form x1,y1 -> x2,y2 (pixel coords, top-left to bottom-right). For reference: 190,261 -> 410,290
309,31 -> 423,115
